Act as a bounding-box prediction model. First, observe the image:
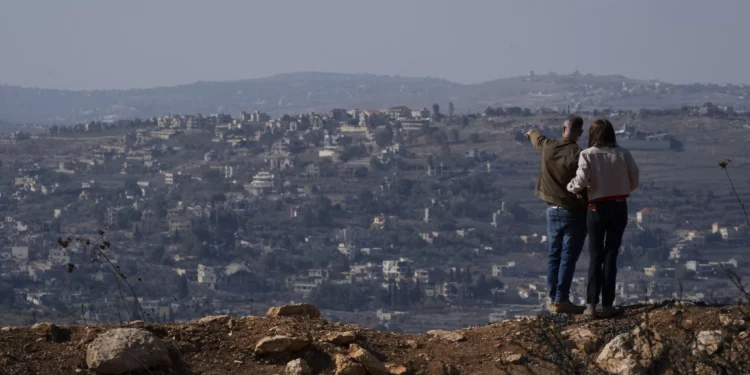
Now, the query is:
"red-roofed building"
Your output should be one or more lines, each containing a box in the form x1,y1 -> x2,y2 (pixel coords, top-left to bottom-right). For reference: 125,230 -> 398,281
387,106 -> 411,120
637,208 -> 657,227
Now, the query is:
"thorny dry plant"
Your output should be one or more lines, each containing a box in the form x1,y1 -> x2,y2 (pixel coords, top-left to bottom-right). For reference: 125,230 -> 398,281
58,230 -> 148,323
718,158 -> 750,228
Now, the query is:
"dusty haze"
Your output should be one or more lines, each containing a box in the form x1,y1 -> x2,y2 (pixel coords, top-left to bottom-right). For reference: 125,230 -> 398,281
1,0 -> 749,90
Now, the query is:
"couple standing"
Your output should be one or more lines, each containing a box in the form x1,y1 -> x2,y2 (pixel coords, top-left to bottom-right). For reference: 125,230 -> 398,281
525,116 -> 639,318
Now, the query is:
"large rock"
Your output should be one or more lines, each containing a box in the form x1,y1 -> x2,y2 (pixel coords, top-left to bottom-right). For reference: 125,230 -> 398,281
335,354 -> 368,375
255,335 -> 310,354
286,358 -> 312,375
267,304 -> 321,319
426,329 -> 466,343
349,344 -> 389,375
327,331 -> 357,345
86,328 -> 172,375
693,331 -> 726,356
563,327 -> 602,354
596,326 -> 664,375
198,315 -> 231,324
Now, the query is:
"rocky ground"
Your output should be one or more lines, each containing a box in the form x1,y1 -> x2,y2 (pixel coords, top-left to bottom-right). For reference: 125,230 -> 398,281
1,301 -> 749,375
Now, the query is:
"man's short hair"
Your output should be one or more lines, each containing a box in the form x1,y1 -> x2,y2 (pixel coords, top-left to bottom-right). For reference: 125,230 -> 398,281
566,115 -> 584,130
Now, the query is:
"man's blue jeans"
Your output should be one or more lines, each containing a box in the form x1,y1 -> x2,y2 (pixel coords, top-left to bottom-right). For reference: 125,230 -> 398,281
546,206 -> 587,303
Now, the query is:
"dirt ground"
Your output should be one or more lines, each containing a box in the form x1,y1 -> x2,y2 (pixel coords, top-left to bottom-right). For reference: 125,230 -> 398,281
1,301 -> 748,375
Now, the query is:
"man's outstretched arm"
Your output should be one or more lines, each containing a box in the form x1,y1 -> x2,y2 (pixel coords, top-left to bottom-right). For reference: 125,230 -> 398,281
524,129 -> 554,152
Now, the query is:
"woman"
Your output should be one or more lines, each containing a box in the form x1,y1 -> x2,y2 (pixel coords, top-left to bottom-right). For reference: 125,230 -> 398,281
567,119 -> 639,318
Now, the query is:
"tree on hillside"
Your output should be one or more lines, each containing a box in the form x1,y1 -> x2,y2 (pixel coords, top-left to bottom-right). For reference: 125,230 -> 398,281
432,104 -> 441,120
354,167 -> 368,179
201,169 -> 222,183
0,282 -> 15,307
375,126 -> 394,148
470,133 -> 480,144
449,128 -> 460,142
507,202 -> 530,222
449,102 -> 455,120
176,275 -> 189,299
396,179 -> 414,197
670,138 -> 684,152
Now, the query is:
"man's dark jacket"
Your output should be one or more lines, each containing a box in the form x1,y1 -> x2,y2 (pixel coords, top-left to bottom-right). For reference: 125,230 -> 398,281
527,130 -> 588,211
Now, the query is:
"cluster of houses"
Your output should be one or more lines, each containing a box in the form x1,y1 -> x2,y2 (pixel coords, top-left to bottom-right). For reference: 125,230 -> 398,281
2,101 -> 749,328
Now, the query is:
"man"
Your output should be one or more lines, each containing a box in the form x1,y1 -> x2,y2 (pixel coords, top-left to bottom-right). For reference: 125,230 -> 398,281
524,115 -> 588,314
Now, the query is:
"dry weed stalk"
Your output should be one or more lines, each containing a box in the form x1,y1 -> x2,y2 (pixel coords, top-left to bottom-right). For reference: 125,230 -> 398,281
58,230 -> 148,323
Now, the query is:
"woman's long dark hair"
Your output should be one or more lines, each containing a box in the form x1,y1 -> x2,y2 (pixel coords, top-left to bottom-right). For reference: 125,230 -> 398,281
588,119 -> 617,148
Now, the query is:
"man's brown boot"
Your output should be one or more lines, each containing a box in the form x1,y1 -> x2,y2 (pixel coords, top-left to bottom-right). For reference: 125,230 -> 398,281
600,306 -> 623,318
546,299 -> 559,314
554,300 -> 586,314
583,304 -> 597,318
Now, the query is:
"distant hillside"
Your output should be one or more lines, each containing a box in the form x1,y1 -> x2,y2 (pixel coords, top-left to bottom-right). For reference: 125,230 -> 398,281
1,72 -> 748,124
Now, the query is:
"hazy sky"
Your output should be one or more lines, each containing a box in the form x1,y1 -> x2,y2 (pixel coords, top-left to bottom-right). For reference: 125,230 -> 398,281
1,0 -> 749,90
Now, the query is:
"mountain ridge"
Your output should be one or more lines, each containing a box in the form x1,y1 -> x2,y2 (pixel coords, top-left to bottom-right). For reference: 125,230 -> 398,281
1,72 -> 747,124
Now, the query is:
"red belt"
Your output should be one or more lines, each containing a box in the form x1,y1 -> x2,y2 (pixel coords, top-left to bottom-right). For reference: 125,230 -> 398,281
589,196 -> 628,211
592,195 -> 628,202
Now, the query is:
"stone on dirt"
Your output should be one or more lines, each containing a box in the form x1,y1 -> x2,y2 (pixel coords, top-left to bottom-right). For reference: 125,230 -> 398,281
327,331 -> 357,345
285,358 -> 312,375
426,329 -> 466,343
334,353 -> 368,375
198,315 -> 231,324
719,314 -> 745,331
562,327 -> 602,354
349,344 -> 389,375
504,352 -> 524,364
596,326 -> 664,375
266,304 -> 321,319
86,328 -> 172,375
254,335 -> 310,354
386,362 -> 410,375
693,331 -> 726,356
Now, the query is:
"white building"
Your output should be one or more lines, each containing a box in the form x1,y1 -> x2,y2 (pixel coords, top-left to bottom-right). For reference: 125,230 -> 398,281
382,258 -> 412,280
197,264 -> 217,290
337,243 -> 356,259
349,262 -> 381,281
489,310 -> 508,323
245,171 -> 279,195
11,246 -> 29,261
492,262 -> 518,277
413,269 -> 430,283
48,248 -> 70,265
